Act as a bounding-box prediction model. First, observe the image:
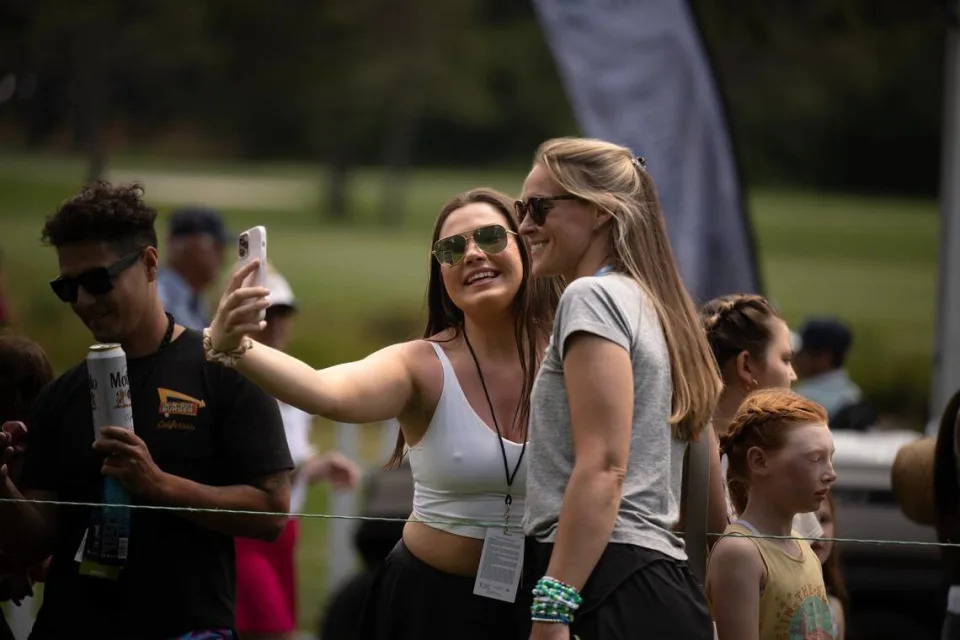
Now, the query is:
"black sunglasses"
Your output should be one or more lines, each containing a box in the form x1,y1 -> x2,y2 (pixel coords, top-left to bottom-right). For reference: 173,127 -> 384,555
514,195 -> 580,226
432,224 -> 516,267
49,249 -> 144,303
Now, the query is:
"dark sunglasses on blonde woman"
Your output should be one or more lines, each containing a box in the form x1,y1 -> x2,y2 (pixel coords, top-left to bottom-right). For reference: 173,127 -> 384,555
514,195 -> 580,226
432,224 -> 516,267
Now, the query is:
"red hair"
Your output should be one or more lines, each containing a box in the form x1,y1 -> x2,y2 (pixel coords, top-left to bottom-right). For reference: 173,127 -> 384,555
720,388 -> 829,514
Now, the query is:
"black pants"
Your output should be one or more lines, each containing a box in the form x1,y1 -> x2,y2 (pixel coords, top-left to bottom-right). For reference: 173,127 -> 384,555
356,540 -> 531,640
526,540 -> 714,640
0,615 -> 12,640
944,613 -> 960,640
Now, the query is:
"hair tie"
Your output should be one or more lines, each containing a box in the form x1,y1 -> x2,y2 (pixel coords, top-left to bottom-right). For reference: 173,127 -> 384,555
632,156 -> 647,170
708,300 -> 739,328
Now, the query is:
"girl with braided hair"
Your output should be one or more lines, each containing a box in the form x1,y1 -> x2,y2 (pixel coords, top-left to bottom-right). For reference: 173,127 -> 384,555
706,388 -> 837,640
702,295 -> 796,436
701,294 -> 823,539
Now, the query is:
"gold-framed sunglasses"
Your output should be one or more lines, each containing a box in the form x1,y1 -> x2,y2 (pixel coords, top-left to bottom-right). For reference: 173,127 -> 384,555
432,224 -> 517,267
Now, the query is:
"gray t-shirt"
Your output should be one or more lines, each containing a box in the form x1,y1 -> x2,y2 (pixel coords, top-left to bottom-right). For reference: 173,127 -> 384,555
523,273 -> 687,561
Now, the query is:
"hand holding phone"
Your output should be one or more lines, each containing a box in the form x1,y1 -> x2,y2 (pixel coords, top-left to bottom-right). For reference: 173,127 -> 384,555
237,226 -> 268,321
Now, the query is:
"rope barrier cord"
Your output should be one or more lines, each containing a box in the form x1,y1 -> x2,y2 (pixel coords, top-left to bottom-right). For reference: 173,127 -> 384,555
1,496 -> 957,548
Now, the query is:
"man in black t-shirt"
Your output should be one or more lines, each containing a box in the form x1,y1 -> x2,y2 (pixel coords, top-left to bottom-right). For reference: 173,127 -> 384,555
0,181 -> 293,640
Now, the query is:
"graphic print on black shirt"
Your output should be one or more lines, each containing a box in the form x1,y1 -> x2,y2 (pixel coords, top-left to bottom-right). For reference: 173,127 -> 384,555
20,329 -> 293,640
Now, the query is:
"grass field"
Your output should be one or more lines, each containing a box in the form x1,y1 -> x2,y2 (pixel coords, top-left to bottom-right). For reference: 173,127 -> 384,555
0,152 -> 940,633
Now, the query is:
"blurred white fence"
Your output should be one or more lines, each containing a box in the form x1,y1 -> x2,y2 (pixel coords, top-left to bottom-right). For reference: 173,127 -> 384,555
325,419 -> 401,593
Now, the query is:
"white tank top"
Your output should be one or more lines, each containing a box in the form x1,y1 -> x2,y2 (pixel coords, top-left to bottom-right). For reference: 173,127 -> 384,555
407,341 -> 527,539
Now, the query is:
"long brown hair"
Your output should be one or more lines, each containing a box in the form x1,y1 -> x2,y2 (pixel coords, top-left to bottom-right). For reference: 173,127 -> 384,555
820,493 -> 849,609
720,388 -> 829,514
701,294 -> 784,380
386,188 -> 561,467
0,334 -> 54,424
534,137 -> 721,442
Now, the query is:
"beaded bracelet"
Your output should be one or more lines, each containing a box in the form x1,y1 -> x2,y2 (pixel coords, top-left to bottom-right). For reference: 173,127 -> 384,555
531,576 -> 583,625
531,602 -> 573,624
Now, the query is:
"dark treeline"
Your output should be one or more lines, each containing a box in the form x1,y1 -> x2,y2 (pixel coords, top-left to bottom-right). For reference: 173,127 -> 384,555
0,0 -> 949,196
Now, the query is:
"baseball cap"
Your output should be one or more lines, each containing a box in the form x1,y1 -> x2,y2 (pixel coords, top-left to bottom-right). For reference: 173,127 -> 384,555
264,266 -> 297,310
796,317 -> 852,358
168,207 -> 230,245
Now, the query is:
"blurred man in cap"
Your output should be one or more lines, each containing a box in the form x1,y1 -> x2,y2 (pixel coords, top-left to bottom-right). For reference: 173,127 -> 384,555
157,206 -> 229,330
793,316 -> 874,430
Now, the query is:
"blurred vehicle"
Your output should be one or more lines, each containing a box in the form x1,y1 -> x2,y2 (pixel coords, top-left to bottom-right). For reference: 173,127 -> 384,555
831,429 -> 946,640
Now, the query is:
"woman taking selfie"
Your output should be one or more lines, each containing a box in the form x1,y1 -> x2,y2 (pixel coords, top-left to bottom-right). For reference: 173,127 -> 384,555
207,188 -> 558,639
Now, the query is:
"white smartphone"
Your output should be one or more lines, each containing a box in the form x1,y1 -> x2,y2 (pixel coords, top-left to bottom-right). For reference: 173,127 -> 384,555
238,225 -> 268,321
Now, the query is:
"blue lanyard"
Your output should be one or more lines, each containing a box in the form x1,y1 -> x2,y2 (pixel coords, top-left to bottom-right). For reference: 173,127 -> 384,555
594,265 -> 614,277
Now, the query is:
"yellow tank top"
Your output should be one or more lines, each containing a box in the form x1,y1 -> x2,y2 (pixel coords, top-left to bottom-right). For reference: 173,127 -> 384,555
721,521 -> 835,640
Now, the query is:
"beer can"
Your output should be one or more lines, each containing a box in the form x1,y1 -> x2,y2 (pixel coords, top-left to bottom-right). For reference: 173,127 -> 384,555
87,343 -> 135,439
83,343 -> 134,571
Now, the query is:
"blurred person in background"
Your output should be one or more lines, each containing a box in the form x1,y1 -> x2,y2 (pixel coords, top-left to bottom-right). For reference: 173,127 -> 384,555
701,294 -> 822,540
0,181 -> 293,640
318,461 -> 414,640
0,335 -> 54,640
234,265 -> 361,640
157,206 -> 229,331
206,188 -> 560,639
934,388 -> 960,640
793,317 -> 875,431
892,393 -> 960,640
811,494 -> 848,640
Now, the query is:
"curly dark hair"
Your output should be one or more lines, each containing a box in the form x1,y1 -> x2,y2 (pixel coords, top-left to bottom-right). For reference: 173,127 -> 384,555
41,180 -> 158,253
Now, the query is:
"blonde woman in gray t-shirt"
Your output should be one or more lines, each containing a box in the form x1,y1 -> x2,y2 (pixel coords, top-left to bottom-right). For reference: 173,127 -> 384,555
516,137 -> 722,640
